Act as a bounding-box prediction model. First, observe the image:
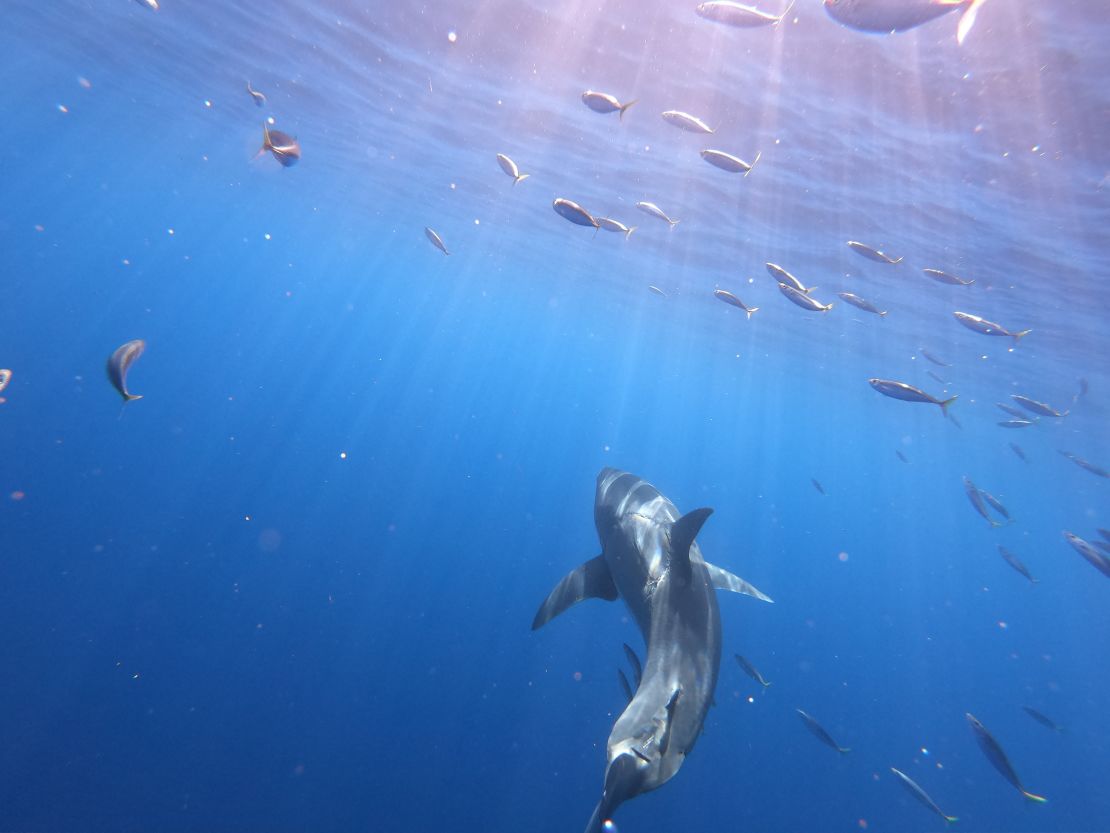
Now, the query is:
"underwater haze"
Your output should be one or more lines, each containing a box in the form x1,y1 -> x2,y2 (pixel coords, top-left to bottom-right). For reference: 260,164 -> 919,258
1,1 -> 1108,832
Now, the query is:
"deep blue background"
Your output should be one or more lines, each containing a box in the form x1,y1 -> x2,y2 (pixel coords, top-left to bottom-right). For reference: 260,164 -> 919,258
1,1 -> 1108,831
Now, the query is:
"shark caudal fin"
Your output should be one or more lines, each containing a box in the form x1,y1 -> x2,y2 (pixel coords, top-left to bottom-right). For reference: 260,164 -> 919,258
669,507 -> 713,586
705,562 -> 774,603
956,0 -> 989,45
531,555 -> 617,630
940,396 -> 958,417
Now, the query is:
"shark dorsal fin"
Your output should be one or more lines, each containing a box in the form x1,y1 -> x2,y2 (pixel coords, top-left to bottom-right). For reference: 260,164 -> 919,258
669,507 -> 713,586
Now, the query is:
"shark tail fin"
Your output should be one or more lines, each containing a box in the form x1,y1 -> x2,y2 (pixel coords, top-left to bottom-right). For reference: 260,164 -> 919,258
531,555 -> 617,630
669,508 -> 713,586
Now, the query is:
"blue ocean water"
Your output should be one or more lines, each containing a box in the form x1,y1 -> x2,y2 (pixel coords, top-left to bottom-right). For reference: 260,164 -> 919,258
1,1 -> 1108,831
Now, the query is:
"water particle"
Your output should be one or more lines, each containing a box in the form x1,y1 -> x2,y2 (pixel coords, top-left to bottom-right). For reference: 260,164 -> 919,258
573,671 -> 582,682
1031,144 -> 1040,152
747,695 -> 754,703
10,490 -> 26,501
57,104 -> 68,113
34,224 -> 44,232
264,233 -> 271,240
450,183 -> 456,190
838,551 -> 849,562
167,228 -> 174,235
78,76 -> 92,89
447,30 -> 457,43
858,820 -> 868,830
998,620 -> 1008,630
339,451 -> 347,459
921,747 -> 930,756
267,116 -> 275,125
204,99 -> 212,108
602,821 -> 619,833
474,218 -> 480,225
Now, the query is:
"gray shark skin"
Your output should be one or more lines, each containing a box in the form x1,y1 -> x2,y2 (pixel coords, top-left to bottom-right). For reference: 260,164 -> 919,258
532,468 -> 772,833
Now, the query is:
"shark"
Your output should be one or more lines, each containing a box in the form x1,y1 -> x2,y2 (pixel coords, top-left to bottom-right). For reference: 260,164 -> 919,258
532,468 -> 773,832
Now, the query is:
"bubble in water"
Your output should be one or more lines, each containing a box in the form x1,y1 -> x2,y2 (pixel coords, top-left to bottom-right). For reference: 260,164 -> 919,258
602,821 -> 619,833
447,30 -> 457,43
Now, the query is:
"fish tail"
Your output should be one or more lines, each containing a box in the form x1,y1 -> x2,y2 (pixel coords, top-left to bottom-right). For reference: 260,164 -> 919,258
125,393 -> 143,402
837,746 -> 851,755
619,99 -> 638,121
668,218 -> 680,228
1021,789 -> 1047,804
957,0 -> 989,45
879,310 -> 888,317
746,307 -> 759,320
625,226 -> 636,240
1012,329 -> 1032,346
944,815 -> 958,824
254,123 -> 271,160
822,302 -> 834,312
939,395 -> 958,417
805,286 -> 818,293
891,256 -> 904,264
744,150 -> 762,177
513,173 -> 529,186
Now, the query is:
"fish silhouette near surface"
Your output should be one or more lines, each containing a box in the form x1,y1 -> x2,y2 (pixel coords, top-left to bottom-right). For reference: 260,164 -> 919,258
246,81 -> 266,107
635,202 -> 680,227
890,767 -> 958,825
582,91 -> 637,120
714,289 -> 759,319
1022,707 -> 1062,732
923,268 -> 974,286
1062,532 -> 1110,578
424,227 -> 449,255
532,468 -> 773,833
553,198 -> 599,229
496,153 -> 529,186
766,262 -> 815,294
824,0 -> 990,45
796,709 -> 850,754
869,379 -> 956,416
107,339 -> 146,402
846,240 -> 902,264
696,0 -> 794,28
779,283 -> 833,312
953,311 -> 1031,346
700,148 -> 761,175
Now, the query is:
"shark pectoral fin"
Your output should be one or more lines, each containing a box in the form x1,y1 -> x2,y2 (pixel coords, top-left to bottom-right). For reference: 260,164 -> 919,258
669,507 -> 713,586
531,555 -> 618,630
705,562 -> 774,603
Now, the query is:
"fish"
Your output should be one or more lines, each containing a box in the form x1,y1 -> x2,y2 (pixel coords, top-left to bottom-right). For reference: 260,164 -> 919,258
796,709 -> 850,754
1011,395 -> 1068,419
952,312 -> 1031,346
926,370 -> 948,385
889,767 -> 958,825
623,643 -> 643,687
965,713 -> 1047,802
581,91 -> 637,120
246,81 -> 266,107
837,292 -> 886,317
648,285 -> 667,297
532,469 -> 772,833
496,153 -> 529,186
868,379 -> 956,416
846,240 -> 902,264
661,110 -> 715,134
979,490 -> 1009,520
824,0 -> 990,45
896,450 -> 909,463
713,289 -> 759,319
922,268 -> 974,286
919,348 -> 951,367
635,202 -> 680,227
963,476 -> 1002,528
256,123 -> 300,167
734,654 -> 771,687
553,198 -> 599,228
700,149 -> 761,175
1022,707 -> 1061,732
618,669 -> 634,704
998,546 -> 1037,584
106,339 -> 146,402
1009,443 -> 1027,462
811,478 -> 825,495
765,262 -> 814,294
997,420 -> 1035,429
1063,532 -> 1110,578
996,402 -> 1026,418
1058,451 -> 1110,479
779,283 -> 833,312
695,0 -> 794,27
596,218 -> 636,239
424,227 -> 449,255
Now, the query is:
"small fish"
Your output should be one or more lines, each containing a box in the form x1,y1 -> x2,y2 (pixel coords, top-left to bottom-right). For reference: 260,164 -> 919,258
496,153 -> 529,186
966,713 -> 1047,802
635,201 -> 680,227
701,148 -> 761,175
896,450 -> 909,463
953,311 -> 1031,346
424,227 -> 449,255
963,476 -> 1002,528
997,420 -> 1035,429
766,262 -> 814,294
106,339 -> 146,402
596,217 -> 636,238
1058,451 -> 1110,479
618,668 -> 634,703
553,198 -> 598,228
714,289 -> 759,319
734,654 -> 771,687
825,0 -> 990,45
1011,395 -> 1068,419
246,81 -> 266,107
648,285 -> 667,297
996,402 -> 1026,418
581,90 -> 637,120
1073,377 -> 1088,403
837,292 -> 886,317
661,110 -> 715,134
256,123 -> 300,167
926,370 -> 948,385
811,478 -> 825,495
919,348 -> 951,367
890,767 -> 958,825
1009,443 -> 1027,462
696,0 -> 794,27
623,643 -> 643,687
1063,532 -> 1110,578
1022,707 -> 1061,732
796,709 -> 850,754
923,268 -> 974,286
869,379 -> 956,415
979,489 -> 1009,521
999,546 -> 1037,584
779,283 -> 833,312
847,240 -> 902,264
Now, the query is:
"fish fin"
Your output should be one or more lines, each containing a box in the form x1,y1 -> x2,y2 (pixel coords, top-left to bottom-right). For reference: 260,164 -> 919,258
879,310 -> 888,317
669,508 -> 713,587
668,218 -> 681,228
1021,790 -> 1047,804
625,226 -> 636,240
743,150 -> 761,177
944,815 -> 958,824
745,307 -> 759,320
762,680 -> 772,688
822,302 -> 834,312
1011,329 -> 1032,345
940,395 -> 958,416
619,99 -> 638,121
531,555 -> 618,630
124,393 -> 143,402
956,0 -> 989,44
513,173 -> 529,186
705,562 -> 773,603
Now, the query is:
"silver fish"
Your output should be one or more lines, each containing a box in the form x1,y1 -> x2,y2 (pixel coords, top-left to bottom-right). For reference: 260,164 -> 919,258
796,709 -> 850,754
847,240 -> 902,264
581,90 -> 637,120
596,217 -> 636,238
424,226 -> 449,255
999,547 -> 1037,584
997,420 -> 1035,429
824,0 -> 989,45
966,713 -> 1047,802
635,201 -> 680,227
714,289 -> 759,319
1011,394 -> 1068,418
1022,707 -> 1061,732
648,285 -> 667,297
496,153 -> 529,186
700,148 -> 761,175
553,198 -> 598,228
919,348 -> 951,367
246,81 -> 266,107
257,124 -> 300,167
869,378 -> 955,415
962,476 -> 1002,528
1009,443 -> 1027,462
1058,451 -> 1109,479
766,262 -> 814,294
1063,532 -> 1110,578
696,0 -> 794,27
661,110 -> 715,134
837,292 -> 886,316
889,767 -> 958,825
106,339 -> 146,402
979,489 -> 1009,520
734,654 -> 771,687
923,268 -> 974,286
953,311 -> 1031,346
779,283 -> 833,312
